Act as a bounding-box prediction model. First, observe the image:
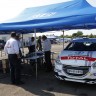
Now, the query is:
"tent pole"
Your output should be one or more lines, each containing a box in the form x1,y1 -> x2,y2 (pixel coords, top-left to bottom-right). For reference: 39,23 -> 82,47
21,33 -> 25,64
34,29 -> 38,80
21,33 -> 24,56
63,30 -> 64,49
34,29 -> 37,52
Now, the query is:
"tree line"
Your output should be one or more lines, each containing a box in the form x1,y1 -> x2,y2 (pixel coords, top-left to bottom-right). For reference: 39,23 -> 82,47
60,31 -> 96,38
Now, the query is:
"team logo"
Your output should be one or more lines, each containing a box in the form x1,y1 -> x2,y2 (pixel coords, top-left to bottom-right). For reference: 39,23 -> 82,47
31,12 -> 57,19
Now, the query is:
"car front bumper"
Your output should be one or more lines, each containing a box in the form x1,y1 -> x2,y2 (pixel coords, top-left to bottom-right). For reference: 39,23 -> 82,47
54,63 -> 96,84
54,71 -> 96,84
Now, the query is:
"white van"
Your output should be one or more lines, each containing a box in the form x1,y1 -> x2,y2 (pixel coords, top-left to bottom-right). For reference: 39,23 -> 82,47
54,38 -> 96,84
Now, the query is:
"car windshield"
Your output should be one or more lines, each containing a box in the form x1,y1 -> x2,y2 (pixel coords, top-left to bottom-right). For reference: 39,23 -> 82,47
64,42 -> 96,51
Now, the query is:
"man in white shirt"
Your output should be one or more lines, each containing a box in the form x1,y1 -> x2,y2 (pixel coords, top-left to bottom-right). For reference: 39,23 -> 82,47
42,35 -> 52,72
4,32 -> 24,85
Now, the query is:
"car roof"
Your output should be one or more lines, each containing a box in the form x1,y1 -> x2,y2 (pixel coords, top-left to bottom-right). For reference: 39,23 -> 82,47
72,38 -> 96,43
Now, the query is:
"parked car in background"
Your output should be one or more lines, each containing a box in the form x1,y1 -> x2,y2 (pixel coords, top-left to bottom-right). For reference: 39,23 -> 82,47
47,35 -> 58,44
54,38 -> 96,84
0,40 -> 5,49
56,38 -> 71,43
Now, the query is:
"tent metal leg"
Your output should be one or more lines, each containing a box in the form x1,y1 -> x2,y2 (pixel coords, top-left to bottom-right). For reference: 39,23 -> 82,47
63,30 -> 64,49
34,29 -> 37,80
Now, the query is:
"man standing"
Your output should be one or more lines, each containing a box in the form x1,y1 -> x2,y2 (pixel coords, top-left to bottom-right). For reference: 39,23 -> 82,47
28,37 -> 36,53
15,34 -> 22,57
42,35 -> 52,72
4,32 -> 24,85
37,36 -> 42,51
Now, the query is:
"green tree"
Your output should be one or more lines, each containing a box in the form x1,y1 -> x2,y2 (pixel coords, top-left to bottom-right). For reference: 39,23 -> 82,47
76,31 -> 83,37
72,33 -> 77,37
72,31 -> 83,38
89,33 -> 94,38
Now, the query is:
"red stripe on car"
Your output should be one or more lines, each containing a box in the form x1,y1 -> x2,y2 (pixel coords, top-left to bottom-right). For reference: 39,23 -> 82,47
61,56 -> 96,61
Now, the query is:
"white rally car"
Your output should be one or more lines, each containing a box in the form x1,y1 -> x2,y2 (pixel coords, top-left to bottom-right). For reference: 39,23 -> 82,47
54,38 -> 96,84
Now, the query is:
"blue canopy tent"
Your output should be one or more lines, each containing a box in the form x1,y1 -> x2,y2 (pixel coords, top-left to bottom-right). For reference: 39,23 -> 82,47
0,0 -> 96,34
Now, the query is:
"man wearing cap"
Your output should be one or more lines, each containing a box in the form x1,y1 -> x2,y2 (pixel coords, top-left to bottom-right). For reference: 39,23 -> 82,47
4,32 -> 24,85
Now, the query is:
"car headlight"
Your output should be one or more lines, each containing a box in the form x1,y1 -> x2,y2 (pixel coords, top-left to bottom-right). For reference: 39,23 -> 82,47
55,56 -> 62,64
92,62 -> 96,68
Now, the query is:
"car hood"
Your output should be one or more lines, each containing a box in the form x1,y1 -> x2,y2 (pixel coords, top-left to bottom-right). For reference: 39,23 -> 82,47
59,51 -> 96,66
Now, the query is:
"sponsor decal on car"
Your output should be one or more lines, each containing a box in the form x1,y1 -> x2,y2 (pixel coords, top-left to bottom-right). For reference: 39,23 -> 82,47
61,56 -> 96,62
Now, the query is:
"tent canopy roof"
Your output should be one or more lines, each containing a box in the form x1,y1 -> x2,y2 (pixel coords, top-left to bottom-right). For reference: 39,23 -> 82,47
0,0 -> 96,33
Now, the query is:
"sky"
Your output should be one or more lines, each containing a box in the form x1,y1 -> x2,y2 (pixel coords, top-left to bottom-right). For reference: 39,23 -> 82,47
0,0 -> 96,36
